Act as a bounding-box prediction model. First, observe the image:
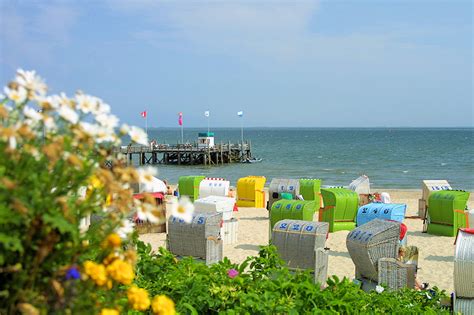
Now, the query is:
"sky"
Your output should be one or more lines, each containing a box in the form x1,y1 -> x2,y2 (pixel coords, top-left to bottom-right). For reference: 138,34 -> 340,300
0,0 -> 472,128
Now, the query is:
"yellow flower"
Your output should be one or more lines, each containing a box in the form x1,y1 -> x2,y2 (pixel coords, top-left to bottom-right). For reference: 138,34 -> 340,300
103,252 -> 118,266
127,286 -> 150,311
152,295 -> 176,315
106,259 -> 134,285
99,308 -> 119,315
83,261 -> 108,286
104,233 -> 121,248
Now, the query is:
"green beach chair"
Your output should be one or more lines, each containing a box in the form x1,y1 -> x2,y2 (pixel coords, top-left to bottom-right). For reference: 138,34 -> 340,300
426,190 -> 470,237
178,176 -> 205,201
320,188 -> 359,232
299,179 -> 322,209
269,200 -> 318,238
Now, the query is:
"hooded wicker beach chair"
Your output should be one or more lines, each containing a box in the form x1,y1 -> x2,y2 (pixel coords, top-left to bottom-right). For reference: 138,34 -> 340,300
346,219 -> 417,291
453,228 -> 474,313
167,212 -> 223,265
272,220 -> 330,285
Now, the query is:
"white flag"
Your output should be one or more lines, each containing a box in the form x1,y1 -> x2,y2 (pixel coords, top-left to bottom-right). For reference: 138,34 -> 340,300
204,111 -> 210,117
237,111 -> 243,117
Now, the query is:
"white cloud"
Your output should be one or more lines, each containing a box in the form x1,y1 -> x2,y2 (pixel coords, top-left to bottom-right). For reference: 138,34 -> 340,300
111,1 -> 320,61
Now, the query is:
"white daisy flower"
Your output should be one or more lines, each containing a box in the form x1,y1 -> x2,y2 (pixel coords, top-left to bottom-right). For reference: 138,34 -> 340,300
4,86 -> 27,104
8,136 -> 17,150
57,104 -> 79,124
79,121 -> 100,137
15,69 -> 47,97
94,100 -> 111,116
375,285 -> 384,294
95,127 -> 117,143
120,123 -> 130,134
75,94 -> 97,114
95,113 -> 119,130
50,93 -> 71,109
136,166 -> 158,186
135,200 -> 160,223
116,219 -> 135,239
23,106 -> 43,123
171,196 -> 194,223
129,126 -> 148,146
43,116 -> 57,132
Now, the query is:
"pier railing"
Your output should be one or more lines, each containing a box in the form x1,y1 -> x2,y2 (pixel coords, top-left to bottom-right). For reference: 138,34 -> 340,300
115,141 -> 252,166
117,143 -> 250,154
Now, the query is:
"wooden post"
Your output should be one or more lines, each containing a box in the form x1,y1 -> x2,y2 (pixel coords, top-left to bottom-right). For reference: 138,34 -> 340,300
220,142 -> 224,164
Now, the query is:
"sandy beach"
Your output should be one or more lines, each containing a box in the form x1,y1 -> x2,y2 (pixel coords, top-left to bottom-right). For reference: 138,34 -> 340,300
140,189 -> 474,293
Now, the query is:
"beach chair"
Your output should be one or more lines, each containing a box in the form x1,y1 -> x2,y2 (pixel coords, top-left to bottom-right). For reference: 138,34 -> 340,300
268,178 -> 300,210
346,219 -> 417,291
167,212 -> 223,265
236,176 -> 266,208
178,175 -> 205,201
453,228 -> 474,314
418,180 -> 451,221
426,190 -> 470,237
320,188 -> 359,232
269,200 -> 318,238
272,220 -> 330,285
198,177 -> 230,199
299,178 -> 322,208
356,203 -> 406,227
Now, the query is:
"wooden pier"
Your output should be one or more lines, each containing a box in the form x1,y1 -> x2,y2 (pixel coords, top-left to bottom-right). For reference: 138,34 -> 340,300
117,141 -> 253,166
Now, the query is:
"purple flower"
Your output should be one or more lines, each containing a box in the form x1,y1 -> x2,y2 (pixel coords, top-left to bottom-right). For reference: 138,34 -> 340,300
65,267 -> 80,280
227,269 -> 239,279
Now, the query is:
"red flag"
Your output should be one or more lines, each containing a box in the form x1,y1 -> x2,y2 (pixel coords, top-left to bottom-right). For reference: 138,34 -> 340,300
178,112 -> 183,126
141,111 -> 147,118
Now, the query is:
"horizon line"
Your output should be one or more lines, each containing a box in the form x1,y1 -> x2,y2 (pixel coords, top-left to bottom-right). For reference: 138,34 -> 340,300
143,126 -> 474,129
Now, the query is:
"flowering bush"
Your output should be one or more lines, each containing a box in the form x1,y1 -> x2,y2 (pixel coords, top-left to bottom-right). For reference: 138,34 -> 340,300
135,242 -> 450,314
0,70 -> 172,314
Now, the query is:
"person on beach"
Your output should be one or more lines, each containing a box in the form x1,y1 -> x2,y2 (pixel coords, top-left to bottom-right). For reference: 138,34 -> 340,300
397,246 -> 428,290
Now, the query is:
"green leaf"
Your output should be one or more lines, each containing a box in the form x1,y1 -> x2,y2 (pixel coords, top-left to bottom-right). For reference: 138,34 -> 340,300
0,232 -> 23,253
42,213 -> 75,234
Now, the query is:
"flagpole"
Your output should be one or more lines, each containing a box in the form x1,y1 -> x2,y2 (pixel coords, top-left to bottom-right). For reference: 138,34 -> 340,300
207,116 -> 210,134
181,124 -> 184,144
240,116 -> 244,145
145,114 -> 148,138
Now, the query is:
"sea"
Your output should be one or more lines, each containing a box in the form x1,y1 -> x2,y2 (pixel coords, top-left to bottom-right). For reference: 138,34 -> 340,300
137,128 -> 473,190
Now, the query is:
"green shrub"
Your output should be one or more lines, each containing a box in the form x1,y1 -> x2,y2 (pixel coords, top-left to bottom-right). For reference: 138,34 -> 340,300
135,242 -> 449,314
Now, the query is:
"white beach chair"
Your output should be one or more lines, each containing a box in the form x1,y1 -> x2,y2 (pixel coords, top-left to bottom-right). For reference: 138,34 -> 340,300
453,228 -> 474,313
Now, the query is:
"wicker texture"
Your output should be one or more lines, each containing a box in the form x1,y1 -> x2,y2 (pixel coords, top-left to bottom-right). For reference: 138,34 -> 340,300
168,213 -> 222,262
346,219 -> 400,282
315,248 -> 329,285
454,230 -> 474,298
272,220 -> 329,272
453,295 -> 474,315
135,221 -> 166,234
378,258 -> 416,290
205,237 -> 223,265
